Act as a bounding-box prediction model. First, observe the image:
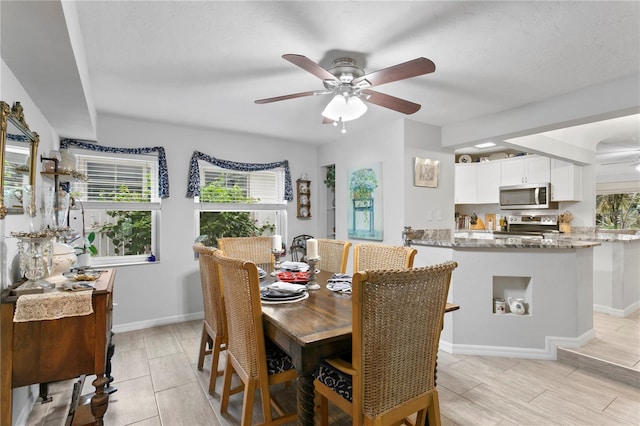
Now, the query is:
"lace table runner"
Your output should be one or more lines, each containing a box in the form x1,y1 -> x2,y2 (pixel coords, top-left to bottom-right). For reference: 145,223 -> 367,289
13,289 -> 94,322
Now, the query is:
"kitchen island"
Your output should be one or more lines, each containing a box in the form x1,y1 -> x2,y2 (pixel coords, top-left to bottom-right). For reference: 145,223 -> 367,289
409,230 -> 601,359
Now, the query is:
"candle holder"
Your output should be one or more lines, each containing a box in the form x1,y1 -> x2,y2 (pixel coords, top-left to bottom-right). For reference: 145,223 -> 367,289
270,248 -> 285,276
12,231 -> 55,290
305,256 -> 321,290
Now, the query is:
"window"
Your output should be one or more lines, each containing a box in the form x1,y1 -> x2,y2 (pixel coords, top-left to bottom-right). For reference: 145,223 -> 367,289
67,150 -> 160,265
596,192 -> 640,230
195,165 -> 286,247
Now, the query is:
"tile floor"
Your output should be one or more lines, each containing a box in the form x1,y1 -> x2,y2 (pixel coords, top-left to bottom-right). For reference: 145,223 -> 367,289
26,314 -> 640,426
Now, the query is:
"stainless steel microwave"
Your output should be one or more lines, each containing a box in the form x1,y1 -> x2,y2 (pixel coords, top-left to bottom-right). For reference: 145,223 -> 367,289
499,183 -> 556,209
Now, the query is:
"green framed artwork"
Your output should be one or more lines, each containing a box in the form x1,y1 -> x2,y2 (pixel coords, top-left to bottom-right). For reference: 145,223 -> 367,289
348,162 -> 383,240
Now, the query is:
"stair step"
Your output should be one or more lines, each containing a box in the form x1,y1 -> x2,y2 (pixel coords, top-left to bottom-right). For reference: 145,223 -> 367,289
558,347 -> 640,388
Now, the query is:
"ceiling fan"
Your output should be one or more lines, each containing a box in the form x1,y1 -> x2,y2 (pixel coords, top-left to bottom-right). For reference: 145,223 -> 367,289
255,54 -> 435,131
599,149 -> 640,170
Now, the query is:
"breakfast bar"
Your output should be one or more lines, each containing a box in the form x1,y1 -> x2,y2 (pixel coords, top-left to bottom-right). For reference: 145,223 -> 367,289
410,233 -> 601,359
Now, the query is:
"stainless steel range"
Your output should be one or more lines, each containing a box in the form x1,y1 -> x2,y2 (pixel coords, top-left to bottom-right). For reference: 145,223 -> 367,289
503,214 -> 559,236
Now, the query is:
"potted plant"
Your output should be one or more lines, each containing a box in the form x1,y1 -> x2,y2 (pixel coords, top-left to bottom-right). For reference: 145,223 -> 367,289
324,165 -> 335,189
74,231 -> 98,268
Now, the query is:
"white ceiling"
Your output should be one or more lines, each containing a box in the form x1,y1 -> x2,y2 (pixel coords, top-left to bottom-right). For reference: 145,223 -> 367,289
1,1 -> 639,163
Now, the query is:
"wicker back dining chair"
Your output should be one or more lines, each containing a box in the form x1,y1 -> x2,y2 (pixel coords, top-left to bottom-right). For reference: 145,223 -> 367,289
314,261 -> 458,426
353,243 -> 417,272
317,239 -> 352,274
212,250 -> 298,425
217,236 -> 273,264
193,243 -> 227,395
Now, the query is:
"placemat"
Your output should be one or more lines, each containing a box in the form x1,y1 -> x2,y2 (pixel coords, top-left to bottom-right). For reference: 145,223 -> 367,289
13,289 -> 94,322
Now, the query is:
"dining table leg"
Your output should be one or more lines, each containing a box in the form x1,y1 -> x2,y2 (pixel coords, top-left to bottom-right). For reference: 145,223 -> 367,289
296,372 -> 316,425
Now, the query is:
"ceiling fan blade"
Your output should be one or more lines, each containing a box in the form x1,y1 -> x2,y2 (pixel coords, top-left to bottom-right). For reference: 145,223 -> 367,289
282,54 -> 339,82
255,91 -> 318,104
362,90 -> 421,114
322,117 -> 335,124
353,57 -> 435,88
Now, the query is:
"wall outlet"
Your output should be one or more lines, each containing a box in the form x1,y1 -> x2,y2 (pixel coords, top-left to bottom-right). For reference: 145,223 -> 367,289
436,209 -> 442,221
426,210 -> 433,221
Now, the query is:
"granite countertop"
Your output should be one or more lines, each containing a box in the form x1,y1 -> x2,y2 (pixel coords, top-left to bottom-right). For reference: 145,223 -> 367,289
402,228 -> 637,249
574,232 -> 640,242
411,237 -> 601,249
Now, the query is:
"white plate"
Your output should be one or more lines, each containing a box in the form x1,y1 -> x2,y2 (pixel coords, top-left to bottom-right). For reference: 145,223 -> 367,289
458,154 -> 472,163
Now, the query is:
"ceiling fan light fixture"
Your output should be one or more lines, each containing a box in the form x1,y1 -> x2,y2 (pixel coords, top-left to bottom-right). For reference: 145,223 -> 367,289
321,94 -> 367,122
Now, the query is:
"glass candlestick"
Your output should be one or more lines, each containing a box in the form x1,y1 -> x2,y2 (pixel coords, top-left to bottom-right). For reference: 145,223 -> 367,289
305,256 -> 320,290
15,232 -> 55,290
270,248 -> 285,276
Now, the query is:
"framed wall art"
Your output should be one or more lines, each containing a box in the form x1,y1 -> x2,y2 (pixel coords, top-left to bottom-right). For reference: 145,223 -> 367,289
348,162 -> 383,241
414,157 -> 439,188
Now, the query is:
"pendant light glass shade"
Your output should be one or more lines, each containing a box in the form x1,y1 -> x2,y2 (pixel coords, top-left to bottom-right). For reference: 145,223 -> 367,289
322,94 -> 368,122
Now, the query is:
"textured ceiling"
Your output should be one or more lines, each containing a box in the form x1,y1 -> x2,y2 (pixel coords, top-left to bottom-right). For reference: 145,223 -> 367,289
73,1 -> 639,145
2,1 -> 639,153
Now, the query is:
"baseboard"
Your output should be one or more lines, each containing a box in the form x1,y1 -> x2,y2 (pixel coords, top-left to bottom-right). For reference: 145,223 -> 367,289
112,311 -> 204,333
440,329 -> 596,360
593,301 -> 639,318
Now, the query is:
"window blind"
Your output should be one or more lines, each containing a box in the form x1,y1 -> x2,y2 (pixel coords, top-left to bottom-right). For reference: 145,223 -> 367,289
71,152 -> 160,205
200,167 -> 282,204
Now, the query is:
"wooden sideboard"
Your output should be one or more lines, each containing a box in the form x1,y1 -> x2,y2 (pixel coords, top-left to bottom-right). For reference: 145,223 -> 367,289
0,269 -> 115,426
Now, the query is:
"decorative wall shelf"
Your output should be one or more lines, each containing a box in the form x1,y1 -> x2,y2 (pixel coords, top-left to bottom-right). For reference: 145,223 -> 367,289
296,178 -> 311,219
41,170 -> 88,182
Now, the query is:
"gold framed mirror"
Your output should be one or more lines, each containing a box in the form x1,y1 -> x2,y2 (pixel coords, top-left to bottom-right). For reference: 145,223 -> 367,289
0,101 -> 39,219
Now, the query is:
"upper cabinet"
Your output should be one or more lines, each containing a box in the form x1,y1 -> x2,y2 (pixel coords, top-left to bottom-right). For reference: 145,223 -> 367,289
454,164 -> 476,204
550,158 -> 582,201
500,155 -> 550,186
456,155 -> 583,205
455,161 -> 501,204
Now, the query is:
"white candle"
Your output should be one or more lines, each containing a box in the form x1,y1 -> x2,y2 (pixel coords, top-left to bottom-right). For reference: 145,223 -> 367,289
272,235 -> 282,251
307,239 -> 318,258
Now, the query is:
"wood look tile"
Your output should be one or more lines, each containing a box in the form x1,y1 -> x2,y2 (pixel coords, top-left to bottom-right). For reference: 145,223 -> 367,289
171,320 -> 202,340
144,331 -> 184,359
463,383 -> 557,424
149,352 -> 198,392
111,347 -> 151,383
179,335 -> 203,364
129,417 -> 162,426
156,382 -> 220,426
604,395 -> 640,424
36,312 -> 640,426
530,389 -> 636,425
113,329 -> 148,352
438,385 -> 500,425
103,375 -> 159,425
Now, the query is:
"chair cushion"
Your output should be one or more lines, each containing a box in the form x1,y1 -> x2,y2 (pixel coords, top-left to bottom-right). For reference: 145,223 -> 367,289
265,340 -> 295,375
314,357 -> 353,402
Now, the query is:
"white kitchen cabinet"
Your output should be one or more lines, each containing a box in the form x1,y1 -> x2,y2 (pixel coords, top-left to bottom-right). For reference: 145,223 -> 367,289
500,155 -> 550,186
455,163 -> 477,203
476,161 -> 501,203
455,161 -> 501,204
550,158 -> 583,201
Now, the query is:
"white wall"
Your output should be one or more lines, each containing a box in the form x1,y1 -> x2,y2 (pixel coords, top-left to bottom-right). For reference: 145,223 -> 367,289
94,113 -> 319,328
404,120 -> 456,229
318,119 -> 406,251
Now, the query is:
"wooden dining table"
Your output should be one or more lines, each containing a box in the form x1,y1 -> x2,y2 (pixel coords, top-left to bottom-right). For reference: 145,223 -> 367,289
260,269 -> 459,425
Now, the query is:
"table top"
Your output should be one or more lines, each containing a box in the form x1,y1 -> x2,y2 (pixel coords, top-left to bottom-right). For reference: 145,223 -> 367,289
260,269 -> 459,348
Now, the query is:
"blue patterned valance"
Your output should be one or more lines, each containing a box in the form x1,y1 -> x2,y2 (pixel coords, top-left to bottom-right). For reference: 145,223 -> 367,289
60,138 -> 169,198
186,151 -> 292,201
